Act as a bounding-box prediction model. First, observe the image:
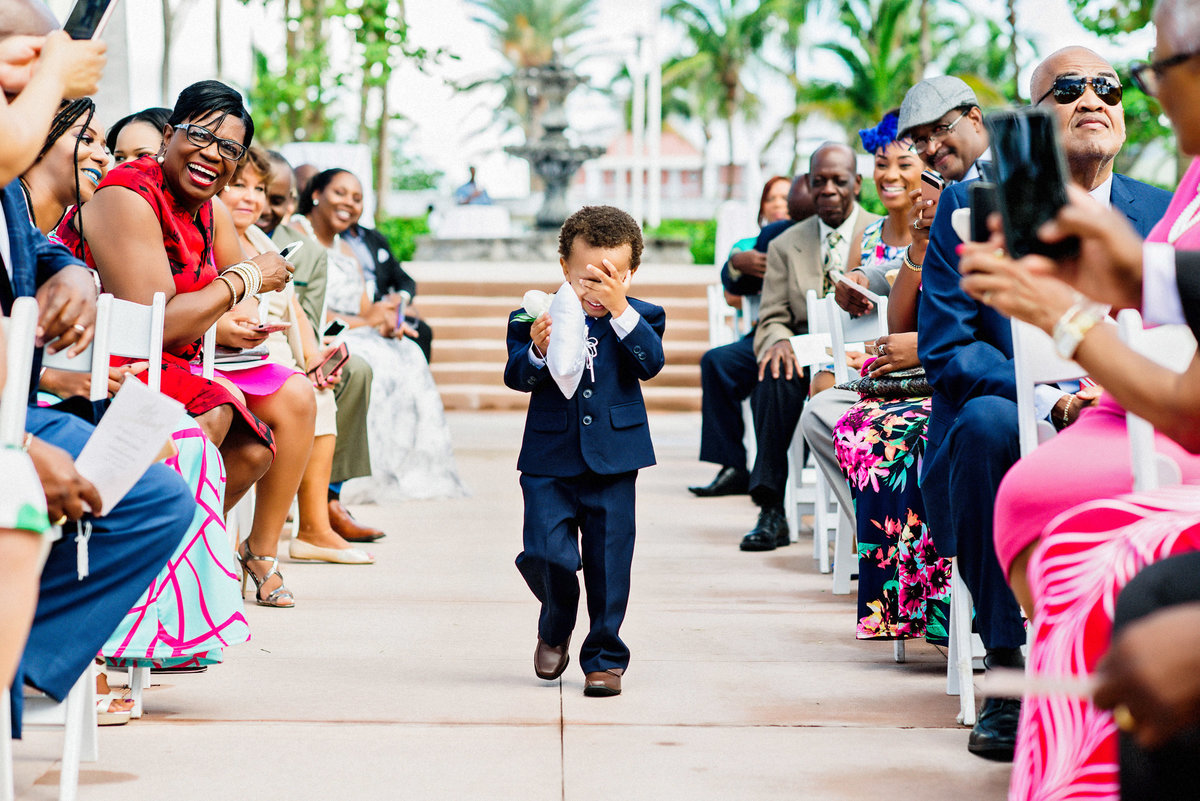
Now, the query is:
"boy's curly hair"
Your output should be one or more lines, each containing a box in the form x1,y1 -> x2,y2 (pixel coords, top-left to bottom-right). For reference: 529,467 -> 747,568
558,205 -> 643,270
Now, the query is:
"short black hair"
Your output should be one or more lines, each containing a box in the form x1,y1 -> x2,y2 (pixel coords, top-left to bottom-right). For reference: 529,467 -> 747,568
167,80 -> 254,148
296,168 -> 353,215
105,107 -> 170,154
558,205 -> 643,270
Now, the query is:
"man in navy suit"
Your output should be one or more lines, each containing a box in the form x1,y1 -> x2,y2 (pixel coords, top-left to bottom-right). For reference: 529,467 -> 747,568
689,175 -> 814,497
917,47 -> 1171,760
505,206 -> 665,698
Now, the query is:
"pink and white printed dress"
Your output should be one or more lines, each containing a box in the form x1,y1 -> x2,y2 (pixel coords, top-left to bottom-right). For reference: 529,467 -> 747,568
1012,486 -> 1200,800
103,418 -> 250,668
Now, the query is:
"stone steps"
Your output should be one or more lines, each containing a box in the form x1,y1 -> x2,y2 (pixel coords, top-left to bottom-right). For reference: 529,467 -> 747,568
409,262 -> 714,413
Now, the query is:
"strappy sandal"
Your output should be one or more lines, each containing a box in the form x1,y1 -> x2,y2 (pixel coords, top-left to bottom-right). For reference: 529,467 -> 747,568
237,543 -> 296,608
96,693 -> 133,726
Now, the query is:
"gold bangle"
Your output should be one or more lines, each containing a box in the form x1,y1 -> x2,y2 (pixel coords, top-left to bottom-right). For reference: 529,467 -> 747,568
903,249 -> 922,273
216,273 -> 238,309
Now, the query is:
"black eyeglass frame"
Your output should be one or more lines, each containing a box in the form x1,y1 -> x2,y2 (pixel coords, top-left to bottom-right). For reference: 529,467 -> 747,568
173,123 -> 247,162
1035,75 -> 1123,107
1131,51 -> 1200,97
910,108 -> 971,152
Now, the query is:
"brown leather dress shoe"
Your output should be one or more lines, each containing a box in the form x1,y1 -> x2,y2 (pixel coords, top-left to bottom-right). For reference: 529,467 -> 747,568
583,669 -> 622,697
328,500 -> 386,542
534,636 -> 570,680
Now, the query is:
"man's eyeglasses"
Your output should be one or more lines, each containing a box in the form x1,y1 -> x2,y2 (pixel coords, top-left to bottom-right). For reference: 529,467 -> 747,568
174,124 -> 246,161
1036,75 -> 1123,106
911,109 -> 970,152
1131,51 -> 1199,97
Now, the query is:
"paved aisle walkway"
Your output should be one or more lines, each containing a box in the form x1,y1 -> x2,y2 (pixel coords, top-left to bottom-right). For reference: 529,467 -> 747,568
13,412 -> 1010,800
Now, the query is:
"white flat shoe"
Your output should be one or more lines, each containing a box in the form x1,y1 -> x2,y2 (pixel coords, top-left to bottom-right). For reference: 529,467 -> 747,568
288,539 -> 375,564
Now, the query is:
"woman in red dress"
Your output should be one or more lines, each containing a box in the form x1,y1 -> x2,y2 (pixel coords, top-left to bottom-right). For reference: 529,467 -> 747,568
55,80 -> 299,606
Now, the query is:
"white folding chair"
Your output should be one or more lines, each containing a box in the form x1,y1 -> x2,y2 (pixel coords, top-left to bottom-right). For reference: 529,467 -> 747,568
43,293 -> 167,720
706,284 -> 739,348
782,292 -> 828,548
713,200 -> 755,273
2,297 -> 98,801
822,297 -> 890,596
1116,309 -> 1194,491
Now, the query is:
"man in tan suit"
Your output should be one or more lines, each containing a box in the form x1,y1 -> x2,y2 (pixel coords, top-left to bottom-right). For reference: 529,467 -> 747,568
740,143 -> 879,551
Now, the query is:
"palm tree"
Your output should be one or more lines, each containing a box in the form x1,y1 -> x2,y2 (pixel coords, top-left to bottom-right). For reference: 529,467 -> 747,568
812,0 -> 920,137
664,0 -> 775,198
464,0 -> 596,142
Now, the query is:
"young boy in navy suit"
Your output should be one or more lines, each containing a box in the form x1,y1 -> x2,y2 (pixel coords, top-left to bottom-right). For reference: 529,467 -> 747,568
504,206 -> 666,697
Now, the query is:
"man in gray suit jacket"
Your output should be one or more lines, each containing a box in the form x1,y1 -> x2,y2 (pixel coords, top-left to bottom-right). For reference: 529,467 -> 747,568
740,143 -> 880,550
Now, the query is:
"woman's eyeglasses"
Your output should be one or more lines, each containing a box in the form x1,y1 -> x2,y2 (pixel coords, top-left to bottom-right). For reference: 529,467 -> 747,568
1035,76 -> 1123,106
1131,51 -> 1199,97
174,124 -> 246,161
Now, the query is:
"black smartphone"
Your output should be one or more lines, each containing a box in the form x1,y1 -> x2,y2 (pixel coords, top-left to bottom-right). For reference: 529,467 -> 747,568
323,319 -> 347,339
63,0 -> 119,39
968,182 -> 1000,243
984,107 -> 1078,259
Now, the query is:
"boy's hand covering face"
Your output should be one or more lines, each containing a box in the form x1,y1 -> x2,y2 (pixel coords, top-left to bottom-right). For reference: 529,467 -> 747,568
561,240 -> 634,318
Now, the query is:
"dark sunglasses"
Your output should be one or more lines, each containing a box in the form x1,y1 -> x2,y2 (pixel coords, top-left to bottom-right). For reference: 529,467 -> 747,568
1036,75 -> 1123,106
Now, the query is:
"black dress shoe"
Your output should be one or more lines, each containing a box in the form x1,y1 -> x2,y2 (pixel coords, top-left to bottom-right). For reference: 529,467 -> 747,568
689,466 -> 750,497
739,505 -> 790,551
968,697 -> 1021,761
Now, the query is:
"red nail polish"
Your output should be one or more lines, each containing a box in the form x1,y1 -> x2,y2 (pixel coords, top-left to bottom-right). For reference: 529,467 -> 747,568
955,244 -> 965,255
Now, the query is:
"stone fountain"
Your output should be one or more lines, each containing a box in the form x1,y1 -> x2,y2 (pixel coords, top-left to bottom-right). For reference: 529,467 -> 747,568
505,58 -> 605,230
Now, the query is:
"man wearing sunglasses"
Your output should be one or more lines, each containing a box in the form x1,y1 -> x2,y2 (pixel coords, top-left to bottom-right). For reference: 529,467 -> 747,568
915,48 -> 1171,764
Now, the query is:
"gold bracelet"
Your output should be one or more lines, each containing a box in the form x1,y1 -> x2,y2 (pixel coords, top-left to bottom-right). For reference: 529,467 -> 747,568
215,274 -> 239,310
903,248 -> 922,273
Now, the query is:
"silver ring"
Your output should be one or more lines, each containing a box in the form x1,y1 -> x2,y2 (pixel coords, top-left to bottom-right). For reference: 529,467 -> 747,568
913,220 -> 920,230
71,324 -> 86,334
878,343 -> 887,356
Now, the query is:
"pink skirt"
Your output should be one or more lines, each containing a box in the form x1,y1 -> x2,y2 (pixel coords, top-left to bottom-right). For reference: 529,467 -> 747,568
188,361 -> 299,397
992,394 -> 1200,576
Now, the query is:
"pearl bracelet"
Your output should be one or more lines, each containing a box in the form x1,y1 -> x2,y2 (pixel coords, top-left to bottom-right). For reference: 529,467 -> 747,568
214,274 -> 239,310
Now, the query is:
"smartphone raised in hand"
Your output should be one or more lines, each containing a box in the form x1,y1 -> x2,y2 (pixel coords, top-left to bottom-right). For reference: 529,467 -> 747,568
968,182 -> 1000,243
984,107 -> 1079,259
63,0 -> 119,39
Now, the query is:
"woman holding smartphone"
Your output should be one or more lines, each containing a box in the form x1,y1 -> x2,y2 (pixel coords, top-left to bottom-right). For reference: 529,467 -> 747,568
226,148 -> 372,565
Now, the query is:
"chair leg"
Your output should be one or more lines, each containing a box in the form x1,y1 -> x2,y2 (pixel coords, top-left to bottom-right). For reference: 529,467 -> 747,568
814,472 -> 832,574
831,511 -> 854,595
893,639 -> 906,663
58,665 -> 94,801
947,559 -> 977,726
1,686 -> 13,801
129,666 -> 149,720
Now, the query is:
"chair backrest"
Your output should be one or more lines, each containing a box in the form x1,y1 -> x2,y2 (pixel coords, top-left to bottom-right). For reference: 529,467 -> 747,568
828,295 -> 890,384
41,292 -> 166,398
1,296 -> 39,446
706,284 -> 739,348
713,200 -> 755,270
1116,308 -> 1193,490
1011,318 -> 1088,457
202,323 -> 216,380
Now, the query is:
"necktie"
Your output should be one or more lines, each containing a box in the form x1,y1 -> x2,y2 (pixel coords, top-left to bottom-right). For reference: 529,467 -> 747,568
822,230 -> 844,295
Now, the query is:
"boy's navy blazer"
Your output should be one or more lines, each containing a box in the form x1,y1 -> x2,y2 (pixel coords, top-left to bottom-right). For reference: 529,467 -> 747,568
505,296 -> 666,477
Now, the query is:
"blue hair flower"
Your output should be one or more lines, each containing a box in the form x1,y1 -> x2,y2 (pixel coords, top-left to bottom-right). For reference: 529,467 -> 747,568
858,112 -> 899,154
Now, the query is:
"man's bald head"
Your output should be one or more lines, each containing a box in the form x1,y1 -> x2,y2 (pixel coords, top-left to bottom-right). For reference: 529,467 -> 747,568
808,142 -> 861,228
1029,46 -> 1110,102
0,0 -> 59,38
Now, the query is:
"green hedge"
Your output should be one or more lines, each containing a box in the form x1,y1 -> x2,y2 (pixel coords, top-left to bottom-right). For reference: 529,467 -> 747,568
644,218 -> 717,265
376,215 -> 431,262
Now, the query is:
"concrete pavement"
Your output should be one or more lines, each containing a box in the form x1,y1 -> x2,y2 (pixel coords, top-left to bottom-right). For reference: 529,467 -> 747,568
11,411 -> 1011,800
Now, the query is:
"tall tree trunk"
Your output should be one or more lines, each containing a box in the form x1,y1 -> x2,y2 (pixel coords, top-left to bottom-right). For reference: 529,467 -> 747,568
160,0 -> 173,104
725,115 -> 735,200
917,0 -> 930,80
1007,0 -> 1020,101
375,75 -> 392,221
214,0 -> 223,79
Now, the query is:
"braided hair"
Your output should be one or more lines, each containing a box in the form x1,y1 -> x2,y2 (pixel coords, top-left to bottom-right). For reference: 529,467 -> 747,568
24,98 -> 97,258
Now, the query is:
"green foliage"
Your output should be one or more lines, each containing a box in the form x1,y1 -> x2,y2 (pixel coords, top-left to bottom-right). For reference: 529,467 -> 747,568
1116,67 -> 1177,175
391,147 -> 444,191
376,215 -> 432,262
645,218 -> 717,265
858,179 -> 886,217
1066,0 -> 1154,36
